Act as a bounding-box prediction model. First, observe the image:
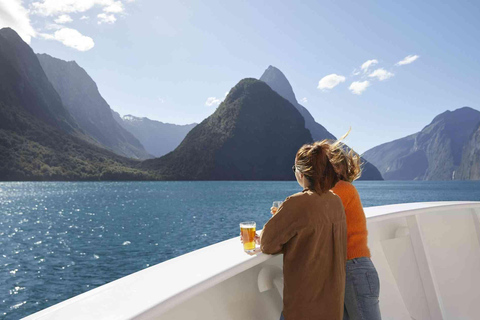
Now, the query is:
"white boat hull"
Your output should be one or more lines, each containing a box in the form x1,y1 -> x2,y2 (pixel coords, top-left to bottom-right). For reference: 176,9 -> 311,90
24,202 -> 480,320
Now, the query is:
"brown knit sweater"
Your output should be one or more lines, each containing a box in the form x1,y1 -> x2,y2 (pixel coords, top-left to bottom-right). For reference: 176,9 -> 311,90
260,190 -> 347,320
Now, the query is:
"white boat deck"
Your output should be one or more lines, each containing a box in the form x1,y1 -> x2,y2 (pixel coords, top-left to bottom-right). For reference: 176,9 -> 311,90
24,201 -> 480,320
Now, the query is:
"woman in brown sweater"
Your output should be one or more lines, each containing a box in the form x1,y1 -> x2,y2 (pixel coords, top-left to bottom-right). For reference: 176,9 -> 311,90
257,141 -> 348,320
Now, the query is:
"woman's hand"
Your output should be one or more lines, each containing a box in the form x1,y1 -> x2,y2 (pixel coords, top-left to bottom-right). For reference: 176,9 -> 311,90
240,232 -> 261,256
240,232 -> 260,244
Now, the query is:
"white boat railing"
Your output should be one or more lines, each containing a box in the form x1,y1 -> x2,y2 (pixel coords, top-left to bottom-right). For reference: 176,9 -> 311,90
23,201 -> 480,320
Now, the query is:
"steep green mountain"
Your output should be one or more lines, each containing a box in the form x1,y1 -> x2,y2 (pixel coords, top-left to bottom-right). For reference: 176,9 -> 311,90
0,28 -> 79,135
0,28 -> 156,181
362,107 -> 480,180
141,78 -> 313,180
37,54 -> 152,160
259,65 -> 383,181
457,122 -> 480,180
112,111 -> 196,157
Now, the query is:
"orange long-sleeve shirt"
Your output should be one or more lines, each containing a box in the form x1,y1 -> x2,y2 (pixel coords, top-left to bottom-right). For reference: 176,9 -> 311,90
331,180 -> 371,260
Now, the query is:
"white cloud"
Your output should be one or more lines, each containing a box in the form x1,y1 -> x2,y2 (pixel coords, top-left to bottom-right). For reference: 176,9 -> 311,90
31,0 -> 95,16
103,1 -> 124,13
361,59 -> 378,73
44,23 -> 63,30
54,14 -> 73,24
40,28 -> 94,51
396,54 -> 419,66
317,74 -> 346,90
368,68 -> 394,81
205,97 -> 221,107
300,97 -> 308,104
0,0 -> 36,43
349,81 -> 370,95
30,0 -> 124,16
97,13 -> 116,24
352,68 -> 361,76
158,98 -> 165,103
80,15 -> 89,20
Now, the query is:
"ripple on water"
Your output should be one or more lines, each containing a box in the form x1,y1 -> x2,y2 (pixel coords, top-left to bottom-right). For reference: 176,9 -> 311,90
9,286 -> 25,295
10,301 -> 26,310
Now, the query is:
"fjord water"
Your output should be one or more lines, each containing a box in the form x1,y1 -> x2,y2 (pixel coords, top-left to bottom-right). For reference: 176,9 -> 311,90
2,181 -> 480,319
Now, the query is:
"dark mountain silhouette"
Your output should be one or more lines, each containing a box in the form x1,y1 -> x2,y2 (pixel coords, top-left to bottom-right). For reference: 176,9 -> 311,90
0,28 -> 155,181
259,65 -> 383,181
0,28 -> 79,135
260,65 -> 335,141
37,53 -> 152,160
141,78 -> 313,180
363,107 -> 480,180
112,111 -> 196,157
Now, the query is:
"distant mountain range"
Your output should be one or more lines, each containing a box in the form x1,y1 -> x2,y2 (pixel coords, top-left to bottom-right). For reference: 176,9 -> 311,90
362,107 -> 480,180
37,53 -> 152,160
112,112 -> 196,157
2,27 -> 478,181
141,78 -> 313,180
0,28 -> 156,181
259,66 -> 383,181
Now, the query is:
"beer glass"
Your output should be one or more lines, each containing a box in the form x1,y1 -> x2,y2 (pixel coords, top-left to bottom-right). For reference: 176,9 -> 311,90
240,221 -> 256,253
272,201 -> 283,215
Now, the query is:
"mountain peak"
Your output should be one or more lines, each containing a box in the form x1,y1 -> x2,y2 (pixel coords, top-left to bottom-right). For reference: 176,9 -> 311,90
258,65 -> 338,141
141,77 -> 312,180
259,66 -> 297,105
363,106 -> 480,180
431,106 -> 479,124
0,27 -> 79,133
0,27 -> 23,42
265,65 -> 283,74
37,53 -> 152,159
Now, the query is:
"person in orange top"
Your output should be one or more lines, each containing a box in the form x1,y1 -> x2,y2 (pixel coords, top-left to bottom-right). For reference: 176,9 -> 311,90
329,140 -> 382,320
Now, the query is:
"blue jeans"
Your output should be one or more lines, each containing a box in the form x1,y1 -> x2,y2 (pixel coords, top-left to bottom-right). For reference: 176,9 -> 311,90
343,257 -> 382,320
279,313 -> 285,320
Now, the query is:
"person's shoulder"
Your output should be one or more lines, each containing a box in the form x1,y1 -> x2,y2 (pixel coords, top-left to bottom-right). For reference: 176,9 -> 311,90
283,190 -> 315,206
284,191 -> 307,202
326,189 -> 343,204
316,191 -> 345,215
333,180 -> 358,195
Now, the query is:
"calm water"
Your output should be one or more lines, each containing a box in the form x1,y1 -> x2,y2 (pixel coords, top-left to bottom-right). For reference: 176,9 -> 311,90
1,180 -> 480,319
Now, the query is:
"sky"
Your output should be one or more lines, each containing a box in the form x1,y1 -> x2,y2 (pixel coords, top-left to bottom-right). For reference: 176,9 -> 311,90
1,0 -> 479,154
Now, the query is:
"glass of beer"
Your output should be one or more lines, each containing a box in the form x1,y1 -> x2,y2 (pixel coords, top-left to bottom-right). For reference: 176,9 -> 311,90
272,201 -> 283,215
240,221 -> 256,253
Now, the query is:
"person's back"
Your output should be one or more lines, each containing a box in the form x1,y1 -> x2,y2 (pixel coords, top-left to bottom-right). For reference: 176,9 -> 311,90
251,139 -> 348,320
331,180 -> 370,260
261,189 -> 347,320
